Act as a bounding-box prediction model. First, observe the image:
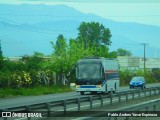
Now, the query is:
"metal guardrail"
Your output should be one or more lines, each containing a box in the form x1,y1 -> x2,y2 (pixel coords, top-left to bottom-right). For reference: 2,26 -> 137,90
90,97 -> 160,120
0,86 -> 160,119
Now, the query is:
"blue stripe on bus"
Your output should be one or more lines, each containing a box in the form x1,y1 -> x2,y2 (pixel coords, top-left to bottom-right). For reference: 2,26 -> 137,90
80,86 -> 96,88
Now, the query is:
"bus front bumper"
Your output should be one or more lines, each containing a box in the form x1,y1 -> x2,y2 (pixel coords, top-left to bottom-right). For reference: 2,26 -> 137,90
75,85 -> 103,92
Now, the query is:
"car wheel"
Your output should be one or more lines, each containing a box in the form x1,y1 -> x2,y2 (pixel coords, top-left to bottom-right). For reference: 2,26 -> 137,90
141,85 -> 144,90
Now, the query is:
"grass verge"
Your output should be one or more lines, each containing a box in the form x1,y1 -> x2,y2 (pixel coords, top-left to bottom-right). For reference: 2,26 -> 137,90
0,85 -> 73,98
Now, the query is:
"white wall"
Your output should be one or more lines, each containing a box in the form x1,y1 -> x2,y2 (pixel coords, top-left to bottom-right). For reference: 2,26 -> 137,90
117,56 -> 160,70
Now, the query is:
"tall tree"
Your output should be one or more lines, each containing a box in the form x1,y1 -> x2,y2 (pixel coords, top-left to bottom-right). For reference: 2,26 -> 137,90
51,34 -> 67,56
117,48 -> 132,56
0,40 -> 3,69
77,22 -> 112,49
50,34 -> 69,85
0,41 -> 2,57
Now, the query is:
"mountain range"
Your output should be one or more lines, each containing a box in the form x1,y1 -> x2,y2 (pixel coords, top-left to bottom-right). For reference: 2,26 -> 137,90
0,4 -> 160,58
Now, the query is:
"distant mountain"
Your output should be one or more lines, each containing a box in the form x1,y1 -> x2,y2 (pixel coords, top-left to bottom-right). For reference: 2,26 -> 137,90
0,4 -> 160,58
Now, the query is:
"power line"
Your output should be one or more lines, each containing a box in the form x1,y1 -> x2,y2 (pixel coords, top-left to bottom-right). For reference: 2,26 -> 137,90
0,19 -> 75,34
0,14 -> 160,17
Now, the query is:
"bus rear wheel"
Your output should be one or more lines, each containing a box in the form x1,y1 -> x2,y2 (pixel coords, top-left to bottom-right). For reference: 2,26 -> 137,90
91,91 -> 97,94
80,91 -> 84,95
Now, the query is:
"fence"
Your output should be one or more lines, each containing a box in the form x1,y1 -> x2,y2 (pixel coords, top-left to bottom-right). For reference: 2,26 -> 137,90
1,87 -> 160,119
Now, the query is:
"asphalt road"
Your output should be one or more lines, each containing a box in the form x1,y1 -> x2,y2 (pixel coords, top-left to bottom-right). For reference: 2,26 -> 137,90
0,83 -> 160,109
0,83 -> 160,120
9,93 -> 160,120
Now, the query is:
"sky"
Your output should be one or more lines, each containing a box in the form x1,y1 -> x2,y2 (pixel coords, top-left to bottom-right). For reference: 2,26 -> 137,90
0,0 -> 160,57
0,0 -> 160,27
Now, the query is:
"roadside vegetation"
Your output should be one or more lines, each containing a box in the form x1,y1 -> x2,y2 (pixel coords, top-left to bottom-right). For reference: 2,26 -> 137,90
119,69 -> 159,86
0,22 -> 159,98
0,85 -> 72,98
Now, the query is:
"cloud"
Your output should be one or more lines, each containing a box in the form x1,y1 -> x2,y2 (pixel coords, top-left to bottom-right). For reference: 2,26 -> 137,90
7,0 -> 160,4
0,0 -> 159,5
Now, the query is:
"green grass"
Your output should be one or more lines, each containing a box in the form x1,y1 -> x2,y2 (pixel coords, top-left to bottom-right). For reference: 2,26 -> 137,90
0,85 -> 73,98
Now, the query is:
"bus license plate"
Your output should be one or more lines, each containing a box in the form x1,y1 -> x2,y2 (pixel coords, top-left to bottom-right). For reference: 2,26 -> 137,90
86,89 -> 91,91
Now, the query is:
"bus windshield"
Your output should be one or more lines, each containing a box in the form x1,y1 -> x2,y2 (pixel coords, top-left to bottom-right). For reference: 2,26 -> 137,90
77,63 -> 102,80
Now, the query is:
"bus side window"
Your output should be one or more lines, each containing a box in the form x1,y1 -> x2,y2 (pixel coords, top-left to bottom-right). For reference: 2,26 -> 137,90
105,73 -> 118,80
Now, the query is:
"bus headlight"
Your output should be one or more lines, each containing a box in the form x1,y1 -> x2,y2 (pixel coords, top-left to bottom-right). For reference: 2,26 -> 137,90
76,85 -> 80,88
96,84 -> 102,88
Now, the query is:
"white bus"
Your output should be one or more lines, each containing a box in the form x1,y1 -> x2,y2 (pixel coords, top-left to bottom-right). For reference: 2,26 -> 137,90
75,57 -> 119,95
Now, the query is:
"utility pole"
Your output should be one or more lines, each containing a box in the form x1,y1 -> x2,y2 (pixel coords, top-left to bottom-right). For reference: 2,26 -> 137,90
141,43 -> 148,77
155,49 -> 157,58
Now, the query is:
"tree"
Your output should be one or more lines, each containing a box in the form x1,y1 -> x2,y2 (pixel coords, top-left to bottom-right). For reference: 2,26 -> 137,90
108,51 -> 117,58
117,48 -> 132,56
68,38 -> 94,65
33,51 -> 44,57
22,54 -> 43,71
50,34 -> 69,85
51,34 -> 67,56
77,22 -> 112,50
0,40 -> 3,69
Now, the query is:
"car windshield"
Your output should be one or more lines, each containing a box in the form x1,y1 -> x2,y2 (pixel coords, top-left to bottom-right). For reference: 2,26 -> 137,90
131,77 -> 143,82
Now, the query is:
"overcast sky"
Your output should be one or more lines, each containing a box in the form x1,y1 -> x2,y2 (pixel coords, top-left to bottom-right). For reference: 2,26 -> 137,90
0,0 -> 160,27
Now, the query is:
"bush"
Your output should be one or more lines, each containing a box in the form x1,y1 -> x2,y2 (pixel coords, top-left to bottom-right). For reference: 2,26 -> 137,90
0,71 -> 12,88
119,69 -> 133,86
119,69 -> 159,86
0,85 -> 72,98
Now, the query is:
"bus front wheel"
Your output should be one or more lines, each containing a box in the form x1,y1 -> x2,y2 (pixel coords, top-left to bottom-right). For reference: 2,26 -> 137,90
91,91 -> 97,94
80,91 -> 84,95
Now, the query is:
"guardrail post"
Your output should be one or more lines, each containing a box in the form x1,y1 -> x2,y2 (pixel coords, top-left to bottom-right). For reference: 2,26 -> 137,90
125,116 -> 129,120
157,87 -> 159,95
114,117 -> 118,120
3,116 -> 8,120
63,100 -> 66,114
100,95 -> 103,107
126,91 -> 128,102
132,91 -> 134,99
144,89 -> 146,97
26,105 -> 31,120
154,88 -> 156,95
89,96 -> 93,109
46,103 -> 51,117
153,105 -> 156,111
118,92 -> 121,103
149,88 -> 152,96
110,89 -> 113,105
138,90 -> 140,98
77,98 -> 80,111
145,107 -> 148,111
107,116 -> 111,120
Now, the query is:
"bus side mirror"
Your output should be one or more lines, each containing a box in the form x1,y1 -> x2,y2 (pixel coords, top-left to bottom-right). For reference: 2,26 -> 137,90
72,65 -> 76,71
102,66 -> 104,72
101,66 -> 105,77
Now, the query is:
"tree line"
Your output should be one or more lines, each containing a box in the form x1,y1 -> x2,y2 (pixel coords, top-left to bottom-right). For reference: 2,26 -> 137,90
1,21 -> 158,89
